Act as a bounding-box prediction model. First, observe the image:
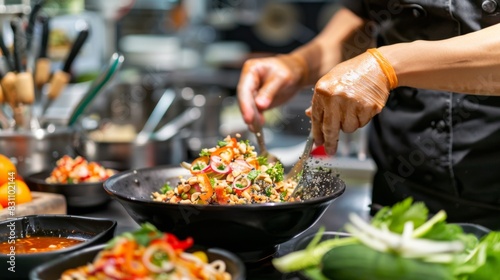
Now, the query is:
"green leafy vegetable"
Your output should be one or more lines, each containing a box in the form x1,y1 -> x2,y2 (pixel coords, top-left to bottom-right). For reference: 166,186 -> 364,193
199,149 -> 210,156
239,139 -> 250,146
371,197 -> 428,234
160,182 -> 173,194
257,156 -> 268,165
151,250 -> 169,267
247,170 -> 261,181
217,140 -> 228,147
266,161 -> 284,182
209,177 -> 216,186
192,162 -> 205,171
455,232 -> 500,280
273,197 -> 500,280
107,223 -> 162,249
265,186 -> 272,197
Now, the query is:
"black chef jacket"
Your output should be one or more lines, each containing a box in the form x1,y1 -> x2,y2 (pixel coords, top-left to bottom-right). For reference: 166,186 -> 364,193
341,0 -> 500,229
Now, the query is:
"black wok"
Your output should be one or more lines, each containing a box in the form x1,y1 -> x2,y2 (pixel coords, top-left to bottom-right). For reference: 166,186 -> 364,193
103,165 -> 346,261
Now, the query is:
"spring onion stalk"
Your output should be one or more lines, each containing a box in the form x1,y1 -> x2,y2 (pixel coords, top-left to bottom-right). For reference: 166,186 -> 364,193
412,210 -> 447,238
272,237 -> 358,273
345,213 -> 465,260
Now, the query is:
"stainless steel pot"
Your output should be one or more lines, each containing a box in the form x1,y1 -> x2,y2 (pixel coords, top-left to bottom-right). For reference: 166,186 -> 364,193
76,135 -> 187,171
76,107 -> 201,171
0,127 -> 76,177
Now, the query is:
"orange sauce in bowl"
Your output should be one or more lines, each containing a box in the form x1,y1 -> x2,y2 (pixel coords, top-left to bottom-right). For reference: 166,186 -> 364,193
0,236 -> 84,254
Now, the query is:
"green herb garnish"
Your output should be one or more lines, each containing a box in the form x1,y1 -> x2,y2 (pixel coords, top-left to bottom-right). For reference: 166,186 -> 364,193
257,156 -> 268,165
266,162 -> 284,182
199,149 -> 210,157
160,182 -> 173,194
217,140 -> 228,147
247,170 -> 261,181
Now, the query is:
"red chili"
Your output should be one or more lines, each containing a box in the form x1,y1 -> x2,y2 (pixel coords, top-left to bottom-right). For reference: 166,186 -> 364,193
164,233 -> 193,250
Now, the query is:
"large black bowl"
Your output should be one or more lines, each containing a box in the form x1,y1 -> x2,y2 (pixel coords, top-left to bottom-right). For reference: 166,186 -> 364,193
30,244 -> 246,280
0,215 -> 116,280
103,165 -> 346,261
25,170 -> 111,209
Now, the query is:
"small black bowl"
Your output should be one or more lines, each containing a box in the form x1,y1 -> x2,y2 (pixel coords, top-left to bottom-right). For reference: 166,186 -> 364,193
0,215 -> 116,280
25,170 -> 111,209
30,244 -> 246,280
104,165 -> 346,262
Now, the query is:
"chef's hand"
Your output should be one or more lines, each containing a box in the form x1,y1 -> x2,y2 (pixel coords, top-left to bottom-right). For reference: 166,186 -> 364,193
307,48 -> 398,155
237,54 -> 308,131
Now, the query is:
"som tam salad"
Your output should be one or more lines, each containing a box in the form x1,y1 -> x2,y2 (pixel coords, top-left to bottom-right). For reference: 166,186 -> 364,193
61,223 -> 232,280
152,135 -> 299,205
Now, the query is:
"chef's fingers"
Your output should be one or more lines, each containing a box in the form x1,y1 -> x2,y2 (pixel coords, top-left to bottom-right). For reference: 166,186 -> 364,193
237,59 -> 264,126
341,99 -> 361,133
256,75 -> 286,109
322,113 -> 341,156
310,102 -> 325,147
311,92 -> 341,155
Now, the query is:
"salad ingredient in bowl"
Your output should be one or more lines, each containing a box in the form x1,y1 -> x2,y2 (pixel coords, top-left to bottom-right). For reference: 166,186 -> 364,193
45,155 -> 115,184
152,135 -> 299,205
60,223 -> 235,280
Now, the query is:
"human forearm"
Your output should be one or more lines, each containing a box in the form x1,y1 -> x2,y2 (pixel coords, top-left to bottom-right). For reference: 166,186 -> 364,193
379,23 -> 500,95
290,8 -> 371,86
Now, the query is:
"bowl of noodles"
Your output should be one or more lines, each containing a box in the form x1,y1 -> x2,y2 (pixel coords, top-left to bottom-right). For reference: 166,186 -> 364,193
103,135 -> 346,261
30,223 -> 245,280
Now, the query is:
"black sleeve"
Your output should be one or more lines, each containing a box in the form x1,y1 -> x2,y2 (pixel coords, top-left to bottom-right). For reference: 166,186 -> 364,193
338,0 -> 369,19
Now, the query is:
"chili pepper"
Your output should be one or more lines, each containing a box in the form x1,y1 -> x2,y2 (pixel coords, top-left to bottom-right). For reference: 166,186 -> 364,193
211,146 -> 234,164
164,233 -> 194,250
197,173 -> 214,202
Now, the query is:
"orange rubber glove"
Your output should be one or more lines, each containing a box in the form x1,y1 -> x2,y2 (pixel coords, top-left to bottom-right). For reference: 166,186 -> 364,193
307,48 -> 398,155
237,53 -> 308,131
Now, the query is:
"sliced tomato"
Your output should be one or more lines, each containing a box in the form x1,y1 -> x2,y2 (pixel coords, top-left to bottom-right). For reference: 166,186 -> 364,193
197,173 -> 214,202
214,185 -> 229,204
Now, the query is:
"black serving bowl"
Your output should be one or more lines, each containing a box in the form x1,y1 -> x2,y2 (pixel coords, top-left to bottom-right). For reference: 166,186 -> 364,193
25,170 -> 112,209
104,165 -> 346,262
30,244 -> 246,280
0,215 -> 116,280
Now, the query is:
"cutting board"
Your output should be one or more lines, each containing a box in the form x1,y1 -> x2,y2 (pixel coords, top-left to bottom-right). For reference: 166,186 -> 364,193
0,191 -> 66,220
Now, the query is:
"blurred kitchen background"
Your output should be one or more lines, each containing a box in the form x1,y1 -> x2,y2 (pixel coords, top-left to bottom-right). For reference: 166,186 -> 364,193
0,0 -> 375,228
0,0 -> 374,221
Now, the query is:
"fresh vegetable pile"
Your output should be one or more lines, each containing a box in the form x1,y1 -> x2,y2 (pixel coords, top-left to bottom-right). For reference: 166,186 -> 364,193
152,135 -> 298,205
273,198 -> 500,280
61,223 -> 232,280
46,155 -> 115,184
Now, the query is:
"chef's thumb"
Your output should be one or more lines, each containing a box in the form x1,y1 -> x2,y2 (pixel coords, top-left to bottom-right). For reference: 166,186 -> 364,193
305,107 -> 312,117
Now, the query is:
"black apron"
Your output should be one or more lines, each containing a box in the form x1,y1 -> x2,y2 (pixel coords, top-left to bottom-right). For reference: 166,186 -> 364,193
349,0 -> 500,229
